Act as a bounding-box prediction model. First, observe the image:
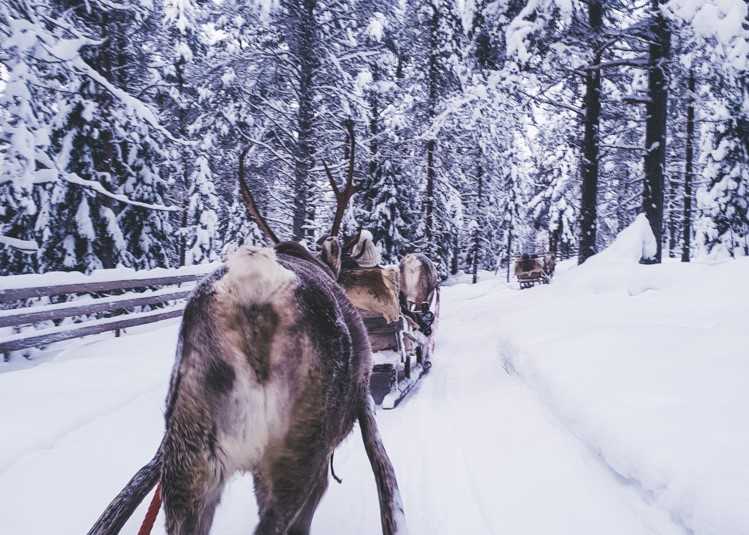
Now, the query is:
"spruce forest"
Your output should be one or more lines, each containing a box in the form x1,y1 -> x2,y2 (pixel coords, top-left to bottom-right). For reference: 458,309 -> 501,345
2,2 -> 749,534
1,0 -> 747,277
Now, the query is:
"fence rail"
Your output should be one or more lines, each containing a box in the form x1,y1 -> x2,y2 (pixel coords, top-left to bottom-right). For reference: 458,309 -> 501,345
0,264 -> 218,356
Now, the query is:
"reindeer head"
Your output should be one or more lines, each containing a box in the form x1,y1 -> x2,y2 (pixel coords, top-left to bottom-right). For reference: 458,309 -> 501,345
318,236 -> 342,277
238,120 -> 358,280
341,228 -> 361,257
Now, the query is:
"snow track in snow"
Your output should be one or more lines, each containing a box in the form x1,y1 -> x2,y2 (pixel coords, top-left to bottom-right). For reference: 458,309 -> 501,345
499,338 -> 692,535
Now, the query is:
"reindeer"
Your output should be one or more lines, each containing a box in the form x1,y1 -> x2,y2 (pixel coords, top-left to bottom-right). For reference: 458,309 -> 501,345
514,253 -> 549,288
396,253 -> 440,338
88,126 -> 406,535
399,254 -> 439,311
542,253 -> 556,280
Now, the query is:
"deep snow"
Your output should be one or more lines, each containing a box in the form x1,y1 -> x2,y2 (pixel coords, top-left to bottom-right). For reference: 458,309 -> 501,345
1,238 -> 747,534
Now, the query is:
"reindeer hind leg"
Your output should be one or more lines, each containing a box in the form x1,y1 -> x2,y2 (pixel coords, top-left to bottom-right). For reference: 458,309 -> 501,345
162,467 -> 225,535
161,432 -> 227,535
253,453 -> 328,535
287,463 -> 329,535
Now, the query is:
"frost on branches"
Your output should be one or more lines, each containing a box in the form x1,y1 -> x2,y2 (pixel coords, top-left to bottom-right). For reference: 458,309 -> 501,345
185,155 -> 219,265
0,1 -> 179,274
365,160 -> 413,265
1,0 -> 748,280
221,185 -> 266,254
697,100 -> 749,258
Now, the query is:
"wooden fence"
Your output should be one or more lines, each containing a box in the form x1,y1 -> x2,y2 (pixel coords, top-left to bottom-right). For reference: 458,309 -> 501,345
0,265 -> 217,356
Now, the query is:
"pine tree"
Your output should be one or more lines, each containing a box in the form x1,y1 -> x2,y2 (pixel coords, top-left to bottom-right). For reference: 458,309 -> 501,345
501,165 -> 523,282
0,2 -> 65,273
349,5 -> 426,263
0,67 -> 41,273
527,128 -> 579,259
43,77 -> 132,272
470,149 -> 485,283
31,2 -> 176,272
185,155 -> 219,265
697,91 -> 749,257
365,159 -> 412,264
390,0 -> 464,274
161,0 -> 202,266
120,131 -> 174,269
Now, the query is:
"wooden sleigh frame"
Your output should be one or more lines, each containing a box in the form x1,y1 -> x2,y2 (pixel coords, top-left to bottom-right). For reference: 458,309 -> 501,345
514,254 -> 553,289
360,283 -> 440,409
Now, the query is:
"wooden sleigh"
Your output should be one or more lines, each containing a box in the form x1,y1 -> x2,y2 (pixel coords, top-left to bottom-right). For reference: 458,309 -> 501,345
340,265 -> 439,409
514,253 -> 555,289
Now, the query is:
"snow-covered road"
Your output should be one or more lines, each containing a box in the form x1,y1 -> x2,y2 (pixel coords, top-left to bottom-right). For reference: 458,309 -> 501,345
2,270 -> 706,535
4,215 -> 749,535
335,278 -> 683,535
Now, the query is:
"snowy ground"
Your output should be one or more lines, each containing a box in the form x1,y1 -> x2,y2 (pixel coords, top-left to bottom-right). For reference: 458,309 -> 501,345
1,228 -> 747,535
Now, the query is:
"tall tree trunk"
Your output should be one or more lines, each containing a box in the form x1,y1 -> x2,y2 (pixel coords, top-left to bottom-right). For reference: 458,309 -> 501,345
472,158 -> 483,284
668,175 -> 678,257
578,0 -> 603,265
176,57 -> 189,266
642,0 -> 670,263
506,228 -> 513,284
369,63 -> 380,188
98,11 -> 117,269
425,140 -> 435,243
451,233 -> 459,275
549,219 -> 560,259
424,6 -> 439,246
681,68 -> 695,262
292,0 -> 317,241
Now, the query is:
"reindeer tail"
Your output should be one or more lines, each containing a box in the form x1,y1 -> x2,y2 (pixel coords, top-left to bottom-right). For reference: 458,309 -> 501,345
358,396 -> 408,535
87,445 -> 162,535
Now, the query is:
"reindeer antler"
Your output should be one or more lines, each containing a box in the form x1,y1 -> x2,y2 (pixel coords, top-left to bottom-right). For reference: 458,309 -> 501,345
238,146 -> 280,245
324,119 -> 358,238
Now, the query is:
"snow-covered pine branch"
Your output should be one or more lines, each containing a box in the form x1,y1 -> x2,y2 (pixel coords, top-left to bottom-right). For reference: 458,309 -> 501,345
0,234 -> 38,253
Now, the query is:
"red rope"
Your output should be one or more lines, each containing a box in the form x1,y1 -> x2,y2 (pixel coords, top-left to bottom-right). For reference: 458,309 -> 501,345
137,481 -> 162,535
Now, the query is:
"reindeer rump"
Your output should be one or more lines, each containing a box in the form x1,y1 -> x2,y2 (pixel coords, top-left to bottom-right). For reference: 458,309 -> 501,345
88,243 -> 406,535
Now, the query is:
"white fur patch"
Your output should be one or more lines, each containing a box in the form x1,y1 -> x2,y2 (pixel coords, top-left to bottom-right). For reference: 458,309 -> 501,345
401,254 -> 422,297
218,374 -> 291,472
217,246 -> 296,304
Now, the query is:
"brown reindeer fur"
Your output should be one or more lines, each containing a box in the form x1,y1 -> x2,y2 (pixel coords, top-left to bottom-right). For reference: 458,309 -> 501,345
514,255 -> 545,280
543,254 -> 556,277
317,237 -> 342,278
399,253 -> 439,308
89,241 -> 405,535
161,244 -> 370,535
339,267 -> 400,323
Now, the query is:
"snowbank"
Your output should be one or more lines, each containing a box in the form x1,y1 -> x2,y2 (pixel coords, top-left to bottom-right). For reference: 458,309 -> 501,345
591,213 -> 658,263
555,214 -> 670,295
502,222 -> 749,535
